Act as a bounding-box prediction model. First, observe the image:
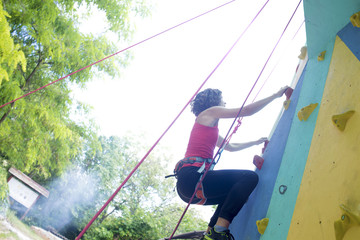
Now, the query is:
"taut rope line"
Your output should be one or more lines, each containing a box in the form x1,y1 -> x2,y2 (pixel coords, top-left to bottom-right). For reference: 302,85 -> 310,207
167,0 -> 274,237
168,0 -> 303,239
75,2 -> 248,239
0,0 -> 236,110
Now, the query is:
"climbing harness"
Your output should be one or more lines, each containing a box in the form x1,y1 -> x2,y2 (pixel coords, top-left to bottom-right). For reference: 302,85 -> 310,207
75,2 -> 238,239
165,157 -> 215,179
177,177 -> 208,205
166,157 -> 215,205
1,0 -> 304,237
168,1 -> 303,239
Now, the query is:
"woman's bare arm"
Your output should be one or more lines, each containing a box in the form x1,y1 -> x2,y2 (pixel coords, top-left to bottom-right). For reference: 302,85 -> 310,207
200,86 -> 289,121
217,136 -> 268,152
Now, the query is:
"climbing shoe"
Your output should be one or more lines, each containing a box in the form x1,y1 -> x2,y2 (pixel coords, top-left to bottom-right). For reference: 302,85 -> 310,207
202,227 -> 235,240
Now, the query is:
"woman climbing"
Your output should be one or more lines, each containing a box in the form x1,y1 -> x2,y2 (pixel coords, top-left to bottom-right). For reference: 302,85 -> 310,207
174,86 -> 289,240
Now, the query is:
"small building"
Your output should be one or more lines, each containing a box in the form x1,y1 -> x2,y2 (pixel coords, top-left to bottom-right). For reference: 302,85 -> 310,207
7,167 -> 49,220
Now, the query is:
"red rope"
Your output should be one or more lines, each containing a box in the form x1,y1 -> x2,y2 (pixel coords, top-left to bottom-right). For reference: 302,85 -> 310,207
167,0 -> 272,237
251,19 -> 305,103
223,0 -> 303,148
0,0 -> 236,110
168,0 -> 303,239
74,2 -> 240,239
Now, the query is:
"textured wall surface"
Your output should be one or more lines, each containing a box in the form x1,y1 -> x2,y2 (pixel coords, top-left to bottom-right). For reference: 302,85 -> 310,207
229,65 -> 305,240
229,1 -> 360,239
303,0 -> 360,58
260,42 -> 331,240
287,26 -> 360,240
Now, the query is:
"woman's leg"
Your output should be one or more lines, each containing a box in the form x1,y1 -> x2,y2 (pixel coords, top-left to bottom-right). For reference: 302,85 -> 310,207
203,169 -> 259,227
216,217 -> 230,229
176,167 -> 258,228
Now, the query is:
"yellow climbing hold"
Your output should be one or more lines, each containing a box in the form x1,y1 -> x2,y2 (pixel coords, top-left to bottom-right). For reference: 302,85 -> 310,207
298,46 -> 307,60
334,204 -> 360,240
298,103 -> 318,121
350,11 -> 360,28
332,110 -> 355,131
256,218 -> 269,235
283,99 -> 291,110
318,51 -> 326,61
283,87 -> 293,110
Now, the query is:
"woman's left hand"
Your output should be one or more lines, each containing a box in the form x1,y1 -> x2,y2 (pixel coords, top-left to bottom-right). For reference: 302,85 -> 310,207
275,86 -> 290,98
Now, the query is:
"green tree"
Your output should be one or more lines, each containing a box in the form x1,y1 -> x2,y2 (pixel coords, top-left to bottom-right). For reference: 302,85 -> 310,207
0,0 -> 26,86
150,203 -> 208,238
26,135 -> 207,239
79,135 -> 175,223
83,212 -> 158,240
79,135 -> 207,239
25,166 -> 100,239
0,166 -> 8,211
0,0 -> 26,201
83,202 -> 208,240
0,0 -> 150,183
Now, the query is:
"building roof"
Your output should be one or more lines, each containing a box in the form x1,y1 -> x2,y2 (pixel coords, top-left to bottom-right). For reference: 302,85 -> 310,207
9,167 -> 49,198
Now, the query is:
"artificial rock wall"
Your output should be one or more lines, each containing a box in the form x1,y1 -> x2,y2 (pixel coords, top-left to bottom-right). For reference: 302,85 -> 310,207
230,2 -> 360,240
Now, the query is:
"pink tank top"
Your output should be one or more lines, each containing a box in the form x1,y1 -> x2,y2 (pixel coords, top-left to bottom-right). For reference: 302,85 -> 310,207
185,121 -> 219,159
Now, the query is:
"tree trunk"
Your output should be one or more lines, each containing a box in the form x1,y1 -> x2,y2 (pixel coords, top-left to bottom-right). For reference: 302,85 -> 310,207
0,58 -> 43,125
0,102 -> 14,126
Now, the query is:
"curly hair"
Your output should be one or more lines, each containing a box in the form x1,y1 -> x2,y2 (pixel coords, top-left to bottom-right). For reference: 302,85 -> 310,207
190,88 -> 223,116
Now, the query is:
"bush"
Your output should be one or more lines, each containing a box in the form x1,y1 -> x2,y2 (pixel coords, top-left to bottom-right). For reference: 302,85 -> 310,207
84,215 -> 156,240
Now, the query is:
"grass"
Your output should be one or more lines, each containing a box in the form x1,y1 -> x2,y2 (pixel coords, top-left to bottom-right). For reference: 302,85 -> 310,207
0,231 -> 19,240
4,210 -> 44,240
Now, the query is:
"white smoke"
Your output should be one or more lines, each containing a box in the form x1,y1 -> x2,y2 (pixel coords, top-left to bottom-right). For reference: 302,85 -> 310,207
32,167 -> 99,232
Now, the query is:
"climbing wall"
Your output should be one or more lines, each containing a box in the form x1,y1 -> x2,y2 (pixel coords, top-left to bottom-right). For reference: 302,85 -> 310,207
229,61 -> 305,240
287,23 -> 360,240
259,18 -> 360,240
229,1 -> 360,240
258,43 -> 331,240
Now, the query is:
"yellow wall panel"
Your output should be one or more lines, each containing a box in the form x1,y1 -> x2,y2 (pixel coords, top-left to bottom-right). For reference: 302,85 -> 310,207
287,36 -> 360,240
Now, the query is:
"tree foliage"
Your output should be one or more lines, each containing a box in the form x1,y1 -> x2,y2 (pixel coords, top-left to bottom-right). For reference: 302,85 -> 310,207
83,212 -> 158,240
0,0 -> 149,184
1,0 -> 209,238
0,166 -> 8,202
25,135 -> 207,239
0,0 -> 26,85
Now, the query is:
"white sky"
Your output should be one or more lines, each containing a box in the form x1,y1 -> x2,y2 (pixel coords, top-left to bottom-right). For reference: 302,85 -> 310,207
73,0 -> 306,223
75,0 -> 306,172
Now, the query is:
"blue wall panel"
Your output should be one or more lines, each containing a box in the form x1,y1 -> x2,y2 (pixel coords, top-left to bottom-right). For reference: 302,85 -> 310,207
338,22 -> 360,61
229,68 -> 306,240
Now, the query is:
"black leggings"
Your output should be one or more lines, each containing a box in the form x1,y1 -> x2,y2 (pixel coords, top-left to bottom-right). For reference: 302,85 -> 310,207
176,166 -> 258,227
